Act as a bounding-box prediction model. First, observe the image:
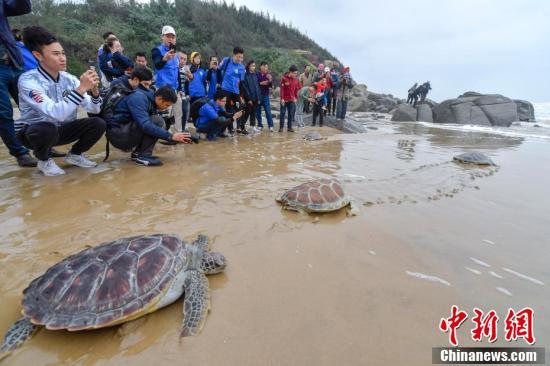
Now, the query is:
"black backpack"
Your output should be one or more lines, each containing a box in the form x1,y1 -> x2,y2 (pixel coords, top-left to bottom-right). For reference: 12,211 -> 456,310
100,82 -> 135,121
189,97 -> 211,124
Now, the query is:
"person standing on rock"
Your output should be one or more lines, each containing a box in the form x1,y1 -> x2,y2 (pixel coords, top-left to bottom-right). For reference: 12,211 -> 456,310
312,63 -> 324,83
0,0 -> 38,167
407,82 -> 417,104
419,81 -> 431,103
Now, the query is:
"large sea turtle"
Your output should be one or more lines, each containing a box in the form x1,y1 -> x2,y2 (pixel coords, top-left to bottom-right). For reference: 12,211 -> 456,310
453,152 -> 495,166
276,178 -> 351,213
1,234 -> 225,352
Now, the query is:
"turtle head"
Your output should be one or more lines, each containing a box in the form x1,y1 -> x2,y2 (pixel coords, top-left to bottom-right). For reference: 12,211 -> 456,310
201,252 -> 226,274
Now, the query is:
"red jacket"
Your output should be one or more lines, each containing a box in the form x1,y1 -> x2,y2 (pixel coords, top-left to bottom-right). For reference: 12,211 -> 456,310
280,73 -> 301,102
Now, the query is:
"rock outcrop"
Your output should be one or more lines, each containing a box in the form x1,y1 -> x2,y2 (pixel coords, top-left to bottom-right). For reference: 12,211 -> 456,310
391,91 -> 535,127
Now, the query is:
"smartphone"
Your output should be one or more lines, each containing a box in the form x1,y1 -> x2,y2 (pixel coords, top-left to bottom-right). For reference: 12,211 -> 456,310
169,44 -> 176,52
86,60 -> 96,71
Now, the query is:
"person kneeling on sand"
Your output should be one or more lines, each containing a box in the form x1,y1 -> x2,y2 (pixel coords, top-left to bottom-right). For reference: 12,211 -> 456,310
195,89 -> 243,141
14,26 -> 106,176
107,71 -> 191,166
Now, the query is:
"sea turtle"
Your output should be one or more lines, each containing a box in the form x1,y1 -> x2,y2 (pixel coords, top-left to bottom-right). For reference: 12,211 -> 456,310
303,131 -> 325,141
453,152 -> 495,166
1,234 -> 225,352
276,178 -> 351,213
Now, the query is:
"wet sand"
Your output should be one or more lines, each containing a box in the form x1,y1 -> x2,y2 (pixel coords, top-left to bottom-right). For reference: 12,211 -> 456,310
0,115 -> 549,365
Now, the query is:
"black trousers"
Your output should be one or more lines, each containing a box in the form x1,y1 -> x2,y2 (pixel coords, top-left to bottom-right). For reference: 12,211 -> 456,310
107,115 -> 165,156
312,103 -> 324,126
243,101 -> 257,127
18,117 -> 106,161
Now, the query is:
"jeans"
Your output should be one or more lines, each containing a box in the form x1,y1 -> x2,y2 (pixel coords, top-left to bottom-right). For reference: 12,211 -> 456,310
0,64 -> 28,157
296,101 -> 305,127
18,118 -> 106,161
256,95 -> 274,128
279,102 -> 296,130
336,98 -> 348,119
224,91 -> 240,132
108,115 -> 164,156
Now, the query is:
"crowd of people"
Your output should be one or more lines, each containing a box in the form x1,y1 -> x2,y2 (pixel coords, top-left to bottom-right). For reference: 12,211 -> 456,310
0,1 -> 354,177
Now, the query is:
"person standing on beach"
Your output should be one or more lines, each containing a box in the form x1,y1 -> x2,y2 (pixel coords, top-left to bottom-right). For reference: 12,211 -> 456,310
219,46 -> 246,135
296,85 -> 315,128
336,67 -> 352,120
0,0 -> 38,167
241,60 -> 261,133
256,61 -> 274,132
206,56 -> 222,100
176,51 -> 192,131
279,64 -> 301,133
186,51 -> 207,104
299,65 -> 313,113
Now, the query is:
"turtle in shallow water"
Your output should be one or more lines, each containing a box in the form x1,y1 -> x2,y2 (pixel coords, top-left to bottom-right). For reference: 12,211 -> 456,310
276,178 -> 351,213
1,234 -> 225,352
303,131 -> 325,141
453,152 -> 495,166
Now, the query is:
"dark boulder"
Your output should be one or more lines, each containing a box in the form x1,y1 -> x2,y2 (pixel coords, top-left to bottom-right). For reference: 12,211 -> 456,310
391,104 -> 417,122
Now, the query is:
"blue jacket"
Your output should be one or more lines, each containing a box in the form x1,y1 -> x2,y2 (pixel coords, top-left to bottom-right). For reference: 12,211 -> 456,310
99,51 -> 133,81
152,44 -> 179,90
220,57 -> 245,95
110,86 -> 172,141
0,0 -> 31,69
206,68 -> 222,99
16,41 -> 37,71
187,65 -> 206,97
242,71 -> 261,102
196,100 -> 225,129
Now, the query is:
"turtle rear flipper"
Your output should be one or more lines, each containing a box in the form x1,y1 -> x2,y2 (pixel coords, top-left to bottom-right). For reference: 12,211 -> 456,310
1,317 -> 38,352
180,271 -> 210,337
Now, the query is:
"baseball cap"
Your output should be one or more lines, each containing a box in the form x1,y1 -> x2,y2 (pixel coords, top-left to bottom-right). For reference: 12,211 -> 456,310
162,25 -> 176,36
324,67 -> 330,73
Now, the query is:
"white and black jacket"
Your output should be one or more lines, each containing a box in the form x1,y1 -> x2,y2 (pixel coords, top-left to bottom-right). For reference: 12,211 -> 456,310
15,65 -> 102,133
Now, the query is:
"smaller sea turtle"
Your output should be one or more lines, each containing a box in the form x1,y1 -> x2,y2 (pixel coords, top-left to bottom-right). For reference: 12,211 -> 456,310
303,131 -> 325,141
453,152 -> 495,166
276,178 -> 351,213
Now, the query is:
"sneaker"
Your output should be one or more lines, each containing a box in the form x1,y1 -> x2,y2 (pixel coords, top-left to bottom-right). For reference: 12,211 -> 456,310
16,153 -> 37,167
269,127 -> 274,132
131,152 -> 159,160
288,129 -> 296,133
37,158 -> 65,176
252,126 -> 261,133
159,140 -> 178,145
64,152 -> 97,168
278,128 -> 283,133
134,155 -> 163,167
49,148 -> 66,158
238,129 -> 249,135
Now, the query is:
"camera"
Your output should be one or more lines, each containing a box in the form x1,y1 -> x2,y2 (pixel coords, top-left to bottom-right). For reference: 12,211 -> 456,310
169,44 -> 176,52
189,133 -> 200,144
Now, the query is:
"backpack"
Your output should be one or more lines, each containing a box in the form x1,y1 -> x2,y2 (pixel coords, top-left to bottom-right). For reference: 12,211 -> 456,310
99,82 -> 135,121
189,96 -> 211,124
219,57 -> 231,79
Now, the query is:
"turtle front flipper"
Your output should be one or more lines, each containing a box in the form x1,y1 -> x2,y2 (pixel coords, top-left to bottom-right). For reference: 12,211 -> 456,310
1,317 -> 38,352
180,271 -> 210,337
192,234 -> 210,252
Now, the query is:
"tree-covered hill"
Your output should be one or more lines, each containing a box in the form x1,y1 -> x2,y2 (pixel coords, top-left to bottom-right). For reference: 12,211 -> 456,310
11,0 -> 340,78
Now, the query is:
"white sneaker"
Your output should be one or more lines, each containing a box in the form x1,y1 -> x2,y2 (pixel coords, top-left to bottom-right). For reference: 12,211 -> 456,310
269,127 -> 274,132
64,152 -> 97,168
37,158 -> 65,176
252,126 -> 261,133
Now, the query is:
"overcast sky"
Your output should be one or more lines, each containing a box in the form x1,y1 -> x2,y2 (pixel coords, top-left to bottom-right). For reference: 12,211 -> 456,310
228,0 -> 550,102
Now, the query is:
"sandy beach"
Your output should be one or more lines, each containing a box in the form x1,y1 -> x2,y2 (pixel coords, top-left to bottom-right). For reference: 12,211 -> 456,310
0,112 -> 549,365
